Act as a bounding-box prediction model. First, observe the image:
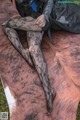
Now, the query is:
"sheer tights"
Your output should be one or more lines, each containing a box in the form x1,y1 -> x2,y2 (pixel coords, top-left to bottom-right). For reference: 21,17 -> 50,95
2,16 -> 56,114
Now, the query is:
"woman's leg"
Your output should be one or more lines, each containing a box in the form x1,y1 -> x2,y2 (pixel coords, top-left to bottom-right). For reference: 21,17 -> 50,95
27,31 -> 56,114
3,16 -> 42,31
2,16 -> 56,113
2,17 -> 36,68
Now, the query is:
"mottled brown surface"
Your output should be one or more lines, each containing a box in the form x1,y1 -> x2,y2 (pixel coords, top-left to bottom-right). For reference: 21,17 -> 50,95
0,0 -> 80,120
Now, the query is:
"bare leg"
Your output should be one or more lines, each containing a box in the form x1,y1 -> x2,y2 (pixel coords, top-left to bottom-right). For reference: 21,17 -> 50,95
27,31 -> 56,114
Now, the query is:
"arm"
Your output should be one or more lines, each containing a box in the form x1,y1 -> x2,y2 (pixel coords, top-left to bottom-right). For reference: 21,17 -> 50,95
34,0 -> 53,27
43,0 -> 53,22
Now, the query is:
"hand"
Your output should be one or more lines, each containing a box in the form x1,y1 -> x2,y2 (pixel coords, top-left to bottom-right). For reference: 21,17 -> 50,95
34,14 -> 46,27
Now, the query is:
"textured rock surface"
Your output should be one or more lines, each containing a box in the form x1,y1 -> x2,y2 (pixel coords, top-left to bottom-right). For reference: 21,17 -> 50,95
0,0 -> 80,120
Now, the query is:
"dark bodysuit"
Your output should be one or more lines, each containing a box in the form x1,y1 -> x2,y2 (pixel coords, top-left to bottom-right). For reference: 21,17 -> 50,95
43,0 -> 80,33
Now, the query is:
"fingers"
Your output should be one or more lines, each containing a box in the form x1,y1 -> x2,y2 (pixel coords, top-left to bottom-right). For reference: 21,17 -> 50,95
38,22 -> 46,27
34,15 -> 46,27
34,16 -> 41,25
36,20 -> 46,27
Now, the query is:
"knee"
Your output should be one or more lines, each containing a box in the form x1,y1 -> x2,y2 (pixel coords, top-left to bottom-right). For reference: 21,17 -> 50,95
29,45 -> 39,55
2,21 -> 9,29
2,20 -> 12,33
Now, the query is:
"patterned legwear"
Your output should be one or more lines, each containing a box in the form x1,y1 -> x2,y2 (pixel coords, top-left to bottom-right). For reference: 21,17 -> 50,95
2,16 -> 56,114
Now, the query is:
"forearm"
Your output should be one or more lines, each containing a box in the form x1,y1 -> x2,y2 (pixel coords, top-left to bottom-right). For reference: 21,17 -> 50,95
43,0 -> 53,21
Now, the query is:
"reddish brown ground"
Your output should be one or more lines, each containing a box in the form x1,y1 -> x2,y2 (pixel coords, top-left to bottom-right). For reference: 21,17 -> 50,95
0,0 -> 80,120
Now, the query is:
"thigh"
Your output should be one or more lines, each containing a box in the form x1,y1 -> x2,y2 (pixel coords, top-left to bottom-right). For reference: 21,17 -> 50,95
8,16 -> 35,26
8,16 -> 42,31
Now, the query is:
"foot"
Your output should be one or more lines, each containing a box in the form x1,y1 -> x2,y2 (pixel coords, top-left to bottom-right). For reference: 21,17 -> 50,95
47,91 -> 56,114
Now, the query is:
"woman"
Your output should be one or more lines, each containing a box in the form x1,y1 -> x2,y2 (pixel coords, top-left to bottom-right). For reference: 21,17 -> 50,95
2,0 -> 56,114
